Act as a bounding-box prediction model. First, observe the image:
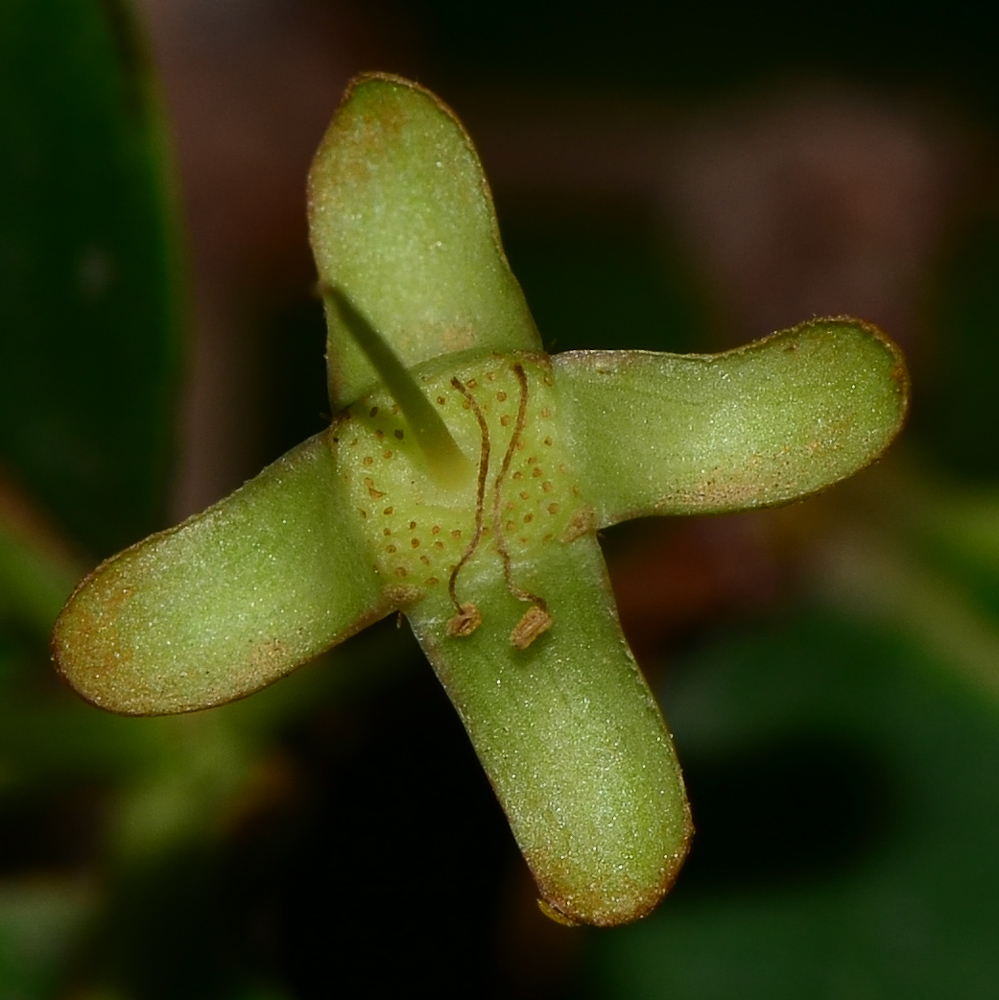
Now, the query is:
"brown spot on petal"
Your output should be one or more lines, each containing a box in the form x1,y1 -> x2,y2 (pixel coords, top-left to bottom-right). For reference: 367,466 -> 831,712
384,584 -> 421,606
560,508 -> 594,543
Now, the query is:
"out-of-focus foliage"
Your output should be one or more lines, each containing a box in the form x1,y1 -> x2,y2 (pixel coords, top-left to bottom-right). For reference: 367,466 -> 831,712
586,611 -> 999,998
921,213 -> 999,481
0,0 -> 182,557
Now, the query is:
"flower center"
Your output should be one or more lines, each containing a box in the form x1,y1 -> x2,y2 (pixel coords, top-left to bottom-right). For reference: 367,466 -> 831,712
332,351 -> 589,645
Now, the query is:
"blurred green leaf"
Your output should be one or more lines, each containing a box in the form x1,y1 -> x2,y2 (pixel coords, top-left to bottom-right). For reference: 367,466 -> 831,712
921,212 -> 999,481
586,611 -> 999,999
0,504 -> 78,638
0,0 -> 184,557
0,878 -> 96,999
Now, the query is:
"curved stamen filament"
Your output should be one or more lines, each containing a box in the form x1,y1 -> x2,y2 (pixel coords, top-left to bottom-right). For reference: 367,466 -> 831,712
446,376 -> 490,636
492,364 -> 551,648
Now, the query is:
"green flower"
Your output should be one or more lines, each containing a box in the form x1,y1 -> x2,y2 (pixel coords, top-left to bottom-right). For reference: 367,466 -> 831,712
53,73 -> 909,926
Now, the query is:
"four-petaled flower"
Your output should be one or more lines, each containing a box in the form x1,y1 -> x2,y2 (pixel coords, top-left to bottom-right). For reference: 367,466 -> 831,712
53,74 -> 909,926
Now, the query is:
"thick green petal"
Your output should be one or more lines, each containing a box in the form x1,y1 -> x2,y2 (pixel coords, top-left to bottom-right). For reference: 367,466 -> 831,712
554,318 -> 909,525
53,434 -> 387,715
407,535 -> 691,927
307,73 -> 541,408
